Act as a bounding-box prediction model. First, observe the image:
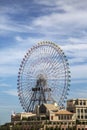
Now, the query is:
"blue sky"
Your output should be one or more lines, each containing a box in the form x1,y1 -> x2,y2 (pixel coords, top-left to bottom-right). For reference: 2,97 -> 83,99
0,0 -> 87,125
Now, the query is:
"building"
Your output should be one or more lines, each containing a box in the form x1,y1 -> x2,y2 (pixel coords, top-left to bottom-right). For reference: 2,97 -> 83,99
11,99 -> 87,130
67,99 -> 87,130
67,99 -> 87,121
39,103 -> 75,121
11,112 -> 36,122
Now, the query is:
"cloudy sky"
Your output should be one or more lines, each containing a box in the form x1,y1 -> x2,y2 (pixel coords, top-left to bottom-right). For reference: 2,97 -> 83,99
0,0 -> 87,125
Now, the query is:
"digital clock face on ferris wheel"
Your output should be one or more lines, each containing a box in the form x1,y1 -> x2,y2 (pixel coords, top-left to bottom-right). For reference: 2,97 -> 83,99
17,41 -> 71,112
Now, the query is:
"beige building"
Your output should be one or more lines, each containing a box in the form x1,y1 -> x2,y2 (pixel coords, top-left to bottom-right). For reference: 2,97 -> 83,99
11,112 -> 36,122
38,103 -> 75,121
11,99 -> 87,130
67,99 -> 87,122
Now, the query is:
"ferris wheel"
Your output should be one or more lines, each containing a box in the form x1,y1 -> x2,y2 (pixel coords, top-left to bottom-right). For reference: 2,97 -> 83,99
17,41 -> 71,112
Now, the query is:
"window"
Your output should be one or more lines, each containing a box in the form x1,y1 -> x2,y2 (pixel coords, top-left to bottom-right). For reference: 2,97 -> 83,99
72,122 -> 75,125
70,110 -> 74,113
81,109 -> 83,113
81,115 -> 83,119
85,109 -> 87,113
64,122 -> 67,125
78,115 -> 80,119
67,115 -> 69,120
51,116 -> 53,120
83,101 -> 86,105
77,109 -> 80,113
70,115 -> 72,120
69,122 -> 71,125
75,99 -> 78,105
61,115 -> 63,120
80,101 -> 82,105
59,115 -> 60,120
64,115 -> 66,120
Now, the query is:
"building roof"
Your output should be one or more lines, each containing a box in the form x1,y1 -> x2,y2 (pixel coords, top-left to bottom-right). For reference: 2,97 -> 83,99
67,98 -> 87,101
55,110 -> 73,115
12,112 -> 36,117
43,103 -> 59,111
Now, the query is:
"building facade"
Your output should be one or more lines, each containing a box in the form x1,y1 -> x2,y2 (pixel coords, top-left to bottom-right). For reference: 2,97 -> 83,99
11,98 -> 87,130
11,112 -> 36,122
67,99 -> 87,122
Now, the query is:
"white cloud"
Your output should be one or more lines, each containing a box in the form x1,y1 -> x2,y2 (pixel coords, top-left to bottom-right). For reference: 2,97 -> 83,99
0,47 -> 25,77
0,0 -> 87,124
71,64 -> 87,79
61,43 -> 87,64
0,1 -> 87,125
0,66 -> 18,77
0,0 -> 87,38
3,89 -> 18,96
0,48 -> 24,64
0,41 -> 87,81
68,37 -> 87,44
0,0 -> 87,82
0,41 -> 39,77
34,11 -> 85,26
35,0 -> 87,12
69,88 -> 87,99
0,83 -> 11,88
15,36 -> 43,45
60,43 -> 87,80
72,79 -> 87,84
61,43 -> 87,50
